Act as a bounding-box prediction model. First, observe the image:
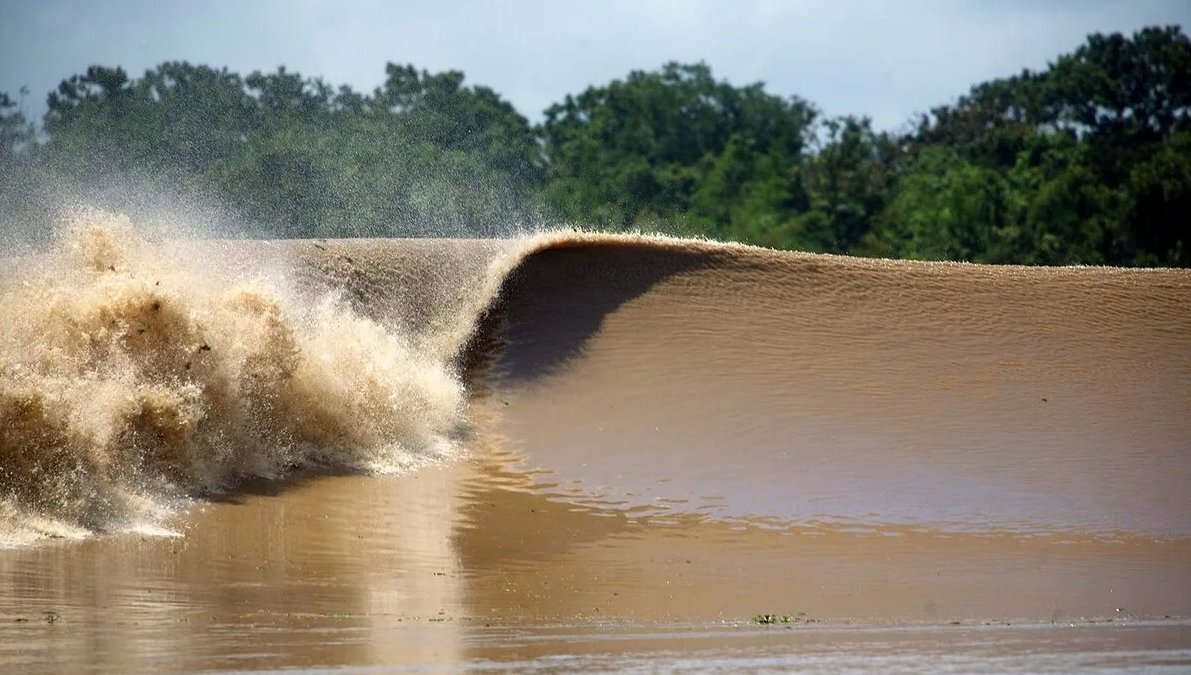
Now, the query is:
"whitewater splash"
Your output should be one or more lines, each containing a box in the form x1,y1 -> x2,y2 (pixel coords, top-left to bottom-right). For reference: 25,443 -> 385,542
0,211 -> 465,540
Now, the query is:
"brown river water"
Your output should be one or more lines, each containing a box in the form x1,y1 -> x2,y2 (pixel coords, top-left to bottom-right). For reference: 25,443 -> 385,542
1,212 -> 1189,671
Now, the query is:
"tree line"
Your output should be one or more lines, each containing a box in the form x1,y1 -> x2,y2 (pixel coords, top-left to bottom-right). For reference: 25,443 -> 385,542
1,25 -> 1187,266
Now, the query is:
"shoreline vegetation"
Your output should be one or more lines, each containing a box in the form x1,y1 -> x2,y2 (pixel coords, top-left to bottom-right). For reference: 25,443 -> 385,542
1,25 -> 1187,267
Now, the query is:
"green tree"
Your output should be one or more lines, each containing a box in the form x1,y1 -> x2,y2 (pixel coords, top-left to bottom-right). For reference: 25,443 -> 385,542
0,89 -> 33,165
25,61 -> 544,238
1125,131 -> 1191,265
901,25 -> 1191,266
540,62 -> 815,230
791,116 -> 897,253
0,88 -> 40,241
863,146 -> 1007,261
867,131 -> 1131,265
1047,26 -> 1191,142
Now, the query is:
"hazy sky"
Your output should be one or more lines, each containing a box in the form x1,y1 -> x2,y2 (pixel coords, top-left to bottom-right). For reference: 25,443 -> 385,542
2,0 -> 1189,130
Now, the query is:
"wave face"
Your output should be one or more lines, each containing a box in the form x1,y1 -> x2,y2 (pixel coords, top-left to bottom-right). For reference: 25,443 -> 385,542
475,236 -> 1191,537
3,210 -> 1191,543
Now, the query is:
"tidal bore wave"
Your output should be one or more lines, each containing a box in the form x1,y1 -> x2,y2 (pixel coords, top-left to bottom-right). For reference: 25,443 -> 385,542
2,209 -> 1190,543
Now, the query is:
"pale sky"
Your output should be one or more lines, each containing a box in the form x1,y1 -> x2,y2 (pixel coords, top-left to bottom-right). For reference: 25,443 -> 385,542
2,0 -> 1189,131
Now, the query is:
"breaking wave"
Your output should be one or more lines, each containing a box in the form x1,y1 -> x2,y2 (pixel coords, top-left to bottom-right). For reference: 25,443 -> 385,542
0,211 -> 465,540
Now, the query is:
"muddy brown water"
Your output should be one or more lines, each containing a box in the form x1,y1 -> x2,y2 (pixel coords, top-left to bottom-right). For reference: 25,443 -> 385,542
1,223 -> 1189,671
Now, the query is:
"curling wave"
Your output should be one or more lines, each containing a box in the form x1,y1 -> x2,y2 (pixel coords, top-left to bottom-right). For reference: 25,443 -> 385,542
3,208 -> 1190,543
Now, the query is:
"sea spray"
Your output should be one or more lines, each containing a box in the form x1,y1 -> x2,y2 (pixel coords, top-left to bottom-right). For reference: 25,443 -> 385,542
0,210 -> 465,541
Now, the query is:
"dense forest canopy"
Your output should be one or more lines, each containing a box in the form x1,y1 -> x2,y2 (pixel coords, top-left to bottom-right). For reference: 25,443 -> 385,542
1,25 -> 1187,266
